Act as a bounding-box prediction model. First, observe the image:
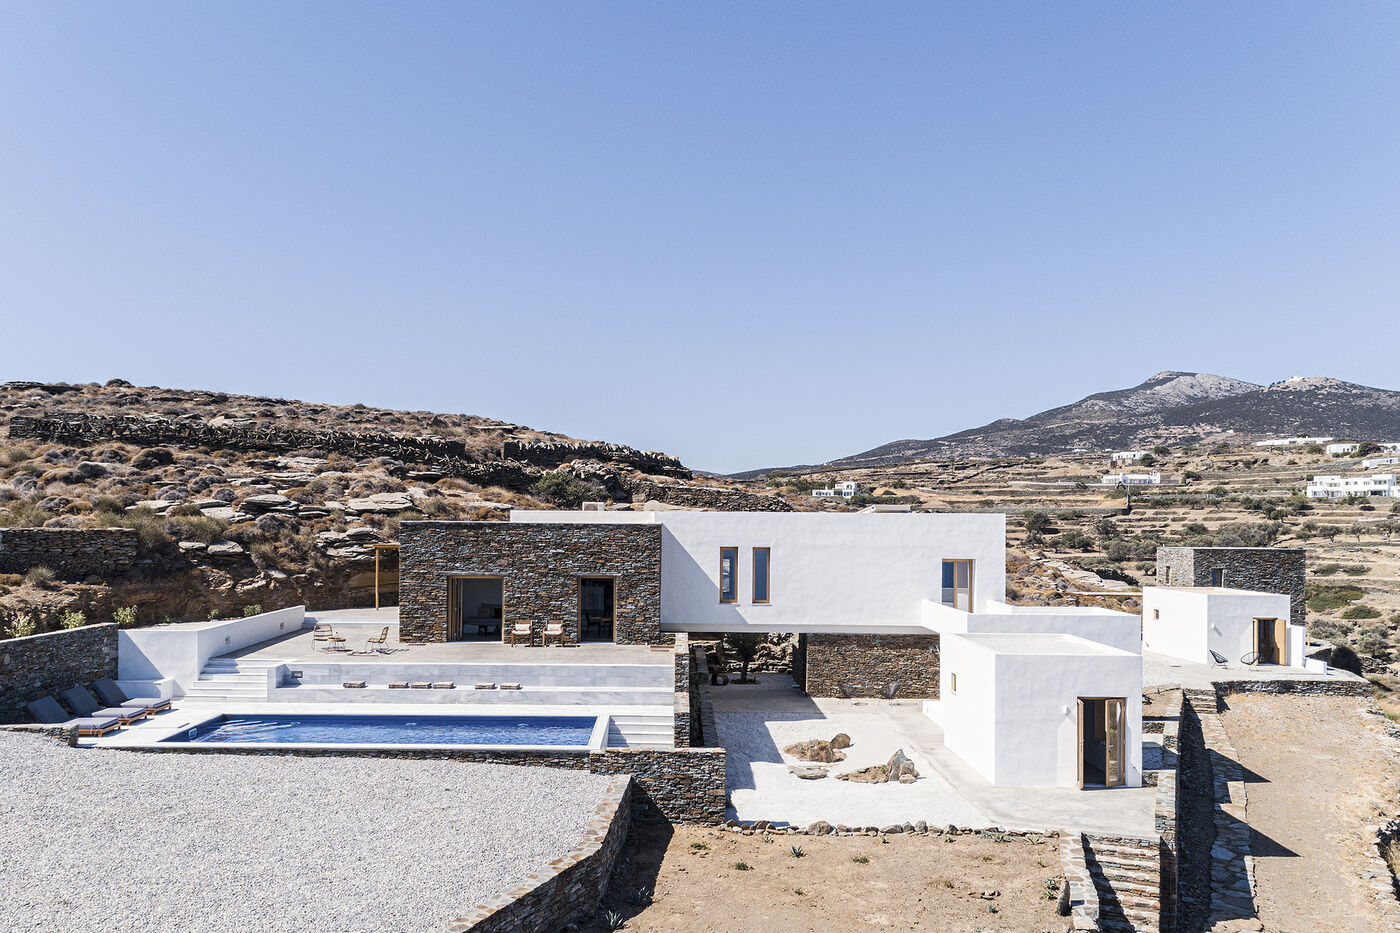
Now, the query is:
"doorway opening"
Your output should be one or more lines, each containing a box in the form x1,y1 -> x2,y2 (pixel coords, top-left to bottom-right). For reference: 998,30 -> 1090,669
579,578 -> 615,643
1253,617 -> 1285,665
1078,697 -> 1126,789
942,559 -> 974,611
447,576 -> 503,642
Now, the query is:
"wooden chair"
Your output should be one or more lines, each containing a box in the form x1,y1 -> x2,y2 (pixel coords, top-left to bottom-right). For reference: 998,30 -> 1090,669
542,621 -> 566,647
507,621 -> 534,646
363,626 -> 390,654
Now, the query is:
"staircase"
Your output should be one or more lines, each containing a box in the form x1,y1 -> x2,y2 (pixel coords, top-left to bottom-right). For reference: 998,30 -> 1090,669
183,657 -> 284,703
1083,834 -> 1162,933
605,711 -> 674,750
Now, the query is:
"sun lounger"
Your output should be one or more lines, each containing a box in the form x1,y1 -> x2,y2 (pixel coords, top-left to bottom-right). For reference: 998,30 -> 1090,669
90,678 -> 172,714
59,686 -> 148,726
26,696 -> 121,737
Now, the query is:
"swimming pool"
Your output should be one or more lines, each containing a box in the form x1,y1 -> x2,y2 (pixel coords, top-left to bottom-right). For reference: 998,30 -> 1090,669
164,713 -> 604,748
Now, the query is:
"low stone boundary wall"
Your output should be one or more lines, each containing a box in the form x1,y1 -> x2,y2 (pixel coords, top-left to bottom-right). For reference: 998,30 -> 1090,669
627,479 -> 793,512
673,634 -> 690,748
0,528 -> 138,579
797,632 -> 940,698
1212,678 -> 1371,700
0,624 -> 118,723
1060,834 -> 1103,931
1184,688 -> 1258,929
443,776 -> 633,933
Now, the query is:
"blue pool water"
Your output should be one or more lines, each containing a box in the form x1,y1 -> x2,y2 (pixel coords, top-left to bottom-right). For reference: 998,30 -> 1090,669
166,713 -> 599,746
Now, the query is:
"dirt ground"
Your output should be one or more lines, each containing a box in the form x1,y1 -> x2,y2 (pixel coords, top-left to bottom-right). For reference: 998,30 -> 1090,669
588,822 -> 1069,933
1221,693 -> 1400,933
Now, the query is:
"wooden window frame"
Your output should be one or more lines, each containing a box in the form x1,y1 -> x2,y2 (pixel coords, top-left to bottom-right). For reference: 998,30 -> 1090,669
752,547 -> 771,605
446,574 -> 506,643
1210,567 -> 1226,587
1077,696 -> 1127,789
943,559 -> 975,612
719,546 -> 739,604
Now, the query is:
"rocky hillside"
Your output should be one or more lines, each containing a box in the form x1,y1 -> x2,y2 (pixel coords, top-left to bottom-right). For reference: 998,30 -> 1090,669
744,372 -> 1400,473
0,379 -> 785,632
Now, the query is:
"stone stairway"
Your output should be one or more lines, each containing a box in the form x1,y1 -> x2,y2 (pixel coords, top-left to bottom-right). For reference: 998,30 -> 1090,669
1083,834 -> 1162,933
183,657 -> 284,703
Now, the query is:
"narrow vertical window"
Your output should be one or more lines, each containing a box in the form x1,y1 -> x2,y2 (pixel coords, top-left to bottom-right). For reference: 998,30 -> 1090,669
942,559 -> 973,611
753,547 -> 770,604
1210,568 -> 1226,587
719,547 -> 738,603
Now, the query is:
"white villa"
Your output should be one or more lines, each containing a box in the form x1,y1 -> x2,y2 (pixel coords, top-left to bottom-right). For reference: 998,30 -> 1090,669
1305,473 -> 1400,499
1362,456 -> 1400,470
1252,436 -> 1333,448
1142,586 -> 1303,668
1100,471 -> 1161,486
809,480 -> 860,499
1109,450 -> 1147,464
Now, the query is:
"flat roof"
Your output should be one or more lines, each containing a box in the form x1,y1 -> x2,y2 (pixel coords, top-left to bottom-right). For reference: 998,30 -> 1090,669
1144,585 -> 1288,597
956,633 -> 1134,657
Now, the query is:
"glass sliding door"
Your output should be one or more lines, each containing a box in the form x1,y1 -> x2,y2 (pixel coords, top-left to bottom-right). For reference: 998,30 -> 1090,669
942,559 -> 974,611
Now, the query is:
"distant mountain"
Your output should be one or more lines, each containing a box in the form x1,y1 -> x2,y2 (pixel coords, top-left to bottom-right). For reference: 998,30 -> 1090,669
736,372 -> 1400,475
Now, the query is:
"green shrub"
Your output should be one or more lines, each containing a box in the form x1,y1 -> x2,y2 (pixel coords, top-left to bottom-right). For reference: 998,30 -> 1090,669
23,565 -> 57,588
115,507 -> 172,548
1022,511 -> 1052,534
164,514 -> 227,544
1341,564 -> 1370,576
531,472 -> 606,507
1357,626 -> 1391,659
242,604 -> 263,617
1313,563 -> 1343,576
59,609 -> 85,629
5,614 -> 36,638
1307,584 -> 1365,612
1341,604 -> 1382,620
112,606 -> 138,627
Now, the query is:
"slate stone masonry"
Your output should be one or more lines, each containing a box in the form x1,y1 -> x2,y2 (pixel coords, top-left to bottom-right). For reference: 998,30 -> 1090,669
0,528 -> 138,580
1156,546 -> 1306,625
796,632 -> 940,698
398,521 -> 665,645
0,624 -> 119,723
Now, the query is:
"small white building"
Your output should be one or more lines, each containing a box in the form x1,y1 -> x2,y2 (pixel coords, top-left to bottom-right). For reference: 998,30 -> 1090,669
1110,450 -> 1147,464
1253,436 -> 1333,448
1141,586 -> 1304,667
1362,456 -> 1400,470
809,480 -> 860,499
1325,443 -> 1359,456
1100,471 -> 1161,486
1305,473 -> 1400,499
937,633 -> 1142,789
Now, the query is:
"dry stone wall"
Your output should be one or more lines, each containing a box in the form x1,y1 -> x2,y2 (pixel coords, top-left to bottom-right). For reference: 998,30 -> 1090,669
0,528 -> 138,579
503,439 -> 688,477
0,624 -> 118,723
1155,546 -> 1306,625
627,480 -> 793,512
797,632 -> 940,698
398,521 -> 665,645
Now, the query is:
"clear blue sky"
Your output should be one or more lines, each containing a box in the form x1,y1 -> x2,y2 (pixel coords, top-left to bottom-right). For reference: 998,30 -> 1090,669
2,4 -> 1397,474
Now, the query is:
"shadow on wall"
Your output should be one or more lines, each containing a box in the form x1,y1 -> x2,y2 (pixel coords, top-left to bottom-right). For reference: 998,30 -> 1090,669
662,528 -> 750,627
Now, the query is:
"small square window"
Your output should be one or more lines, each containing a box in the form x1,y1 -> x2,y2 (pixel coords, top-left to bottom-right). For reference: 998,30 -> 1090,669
950,672 -> 957,694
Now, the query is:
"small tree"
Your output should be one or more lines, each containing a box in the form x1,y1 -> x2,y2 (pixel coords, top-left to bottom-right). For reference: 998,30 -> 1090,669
1022,511 -> 1052,535
724,632 -> 763,684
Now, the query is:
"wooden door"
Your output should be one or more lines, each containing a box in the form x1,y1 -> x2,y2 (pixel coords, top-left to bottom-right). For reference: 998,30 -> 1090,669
447,578 -> 462,641
1104,698 -> 1125,787
1273,618 -> 1288,665
1076,699 -> 1087,789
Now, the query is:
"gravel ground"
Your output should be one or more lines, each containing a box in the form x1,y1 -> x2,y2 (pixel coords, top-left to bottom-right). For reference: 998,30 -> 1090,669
0,731 -> 612,933
717,711 -> 988,828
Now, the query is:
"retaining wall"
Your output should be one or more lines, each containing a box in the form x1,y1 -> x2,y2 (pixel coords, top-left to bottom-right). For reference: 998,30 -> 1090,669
797,632 -> 940,699
443,776 -> 633,933
626,480 -> 793,512
0,624 -> 119,723
0,528 -> 138,579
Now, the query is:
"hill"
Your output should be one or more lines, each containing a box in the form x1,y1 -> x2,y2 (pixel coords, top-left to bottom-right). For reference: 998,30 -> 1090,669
739,372 -> 1400,475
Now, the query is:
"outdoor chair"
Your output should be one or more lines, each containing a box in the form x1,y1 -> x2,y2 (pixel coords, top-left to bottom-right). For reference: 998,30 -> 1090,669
878,681 -> 903,705
59,686 -> 149,726
313,623 -> 346,652
837,683 -> 866,706
1208,650 -> 1229,668
542,621 -> 567,647
25,696 -> 121,737
353,626 -> 391,655
1240,652 -> 1261,666
90,678 -> 172,715
507,621 -> 534,646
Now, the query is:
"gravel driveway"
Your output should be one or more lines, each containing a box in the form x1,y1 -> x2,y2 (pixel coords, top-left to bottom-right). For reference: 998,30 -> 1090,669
0,731 -> 612,933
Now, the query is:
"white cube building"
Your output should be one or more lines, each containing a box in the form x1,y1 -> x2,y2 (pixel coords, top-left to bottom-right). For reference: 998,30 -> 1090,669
1141,585 -> 1303,667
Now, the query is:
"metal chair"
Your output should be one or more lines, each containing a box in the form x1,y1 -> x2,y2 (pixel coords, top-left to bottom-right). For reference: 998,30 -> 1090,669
1208,650 -> 1229,668
878,681 -> 903,705
837,683 -> 866,706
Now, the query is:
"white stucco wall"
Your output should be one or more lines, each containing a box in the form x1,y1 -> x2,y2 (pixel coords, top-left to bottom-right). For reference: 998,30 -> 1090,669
1141,587 -> 1293,665
511,510 -> 1008,633
118,606 -> 305,695
924,600 -> 1141,653
940,633 -> 1142,788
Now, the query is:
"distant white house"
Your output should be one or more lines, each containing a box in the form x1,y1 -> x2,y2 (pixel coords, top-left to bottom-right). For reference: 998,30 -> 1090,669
1100,471 -> 1161,486
1141,586 -> 1303,667
1305,473 -> 1400,499
1362,456 -> 1400,470
1325,443 -> 1359,456
810,480 -> 860,499
1253,436 -> 1333,448
1109,450 -> 1147,464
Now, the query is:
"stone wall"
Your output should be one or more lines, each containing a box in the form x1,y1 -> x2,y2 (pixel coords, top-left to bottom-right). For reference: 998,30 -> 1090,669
673,633 -> 691,748
0,624 -> 119,723
690,645 -> 717,747
0,528 -> 138,579
627,480 -> 793,512
796,632 -> 940,699
503,440 -> 688,477
1155,546 -> 1306,625
398,521 -> 665,645
443,776 -> 633,933
1213,678 -> 1371,699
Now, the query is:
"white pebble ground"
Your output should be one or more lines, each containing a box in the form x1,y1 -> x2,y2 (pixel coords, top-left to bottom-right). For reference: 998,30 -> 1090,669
718,712 -> 988,828
0,731 -> 612,932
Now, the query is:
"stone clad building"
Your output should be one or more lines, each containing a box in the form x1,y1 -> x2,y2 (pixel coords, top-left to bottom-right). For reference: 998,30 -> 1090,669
1155,546 -> 1306,626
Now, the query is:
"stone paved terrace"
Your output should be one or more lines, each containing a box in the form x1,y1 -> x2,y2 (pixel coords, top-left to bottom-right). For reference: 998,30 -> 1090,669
1141,649 -> 1366,691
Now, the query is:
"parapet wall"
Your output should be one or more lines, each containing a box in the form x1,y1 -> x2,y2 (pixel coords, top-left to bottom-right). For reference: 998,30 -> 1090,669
0,624 -> 119,723
0,527 -> 138,579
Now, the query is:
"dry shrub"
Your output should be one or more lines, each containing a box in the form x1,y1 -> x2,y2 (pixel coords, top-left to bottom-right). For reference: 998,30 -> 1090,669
164,515 -> 227,544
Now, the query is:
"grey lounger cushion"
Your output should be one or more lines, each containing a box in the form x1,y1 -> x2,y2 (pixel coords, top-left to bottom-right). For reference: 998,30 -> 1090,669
25,697 -> 119,732
60,686 -> 144,721
92,678 -> 171,711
